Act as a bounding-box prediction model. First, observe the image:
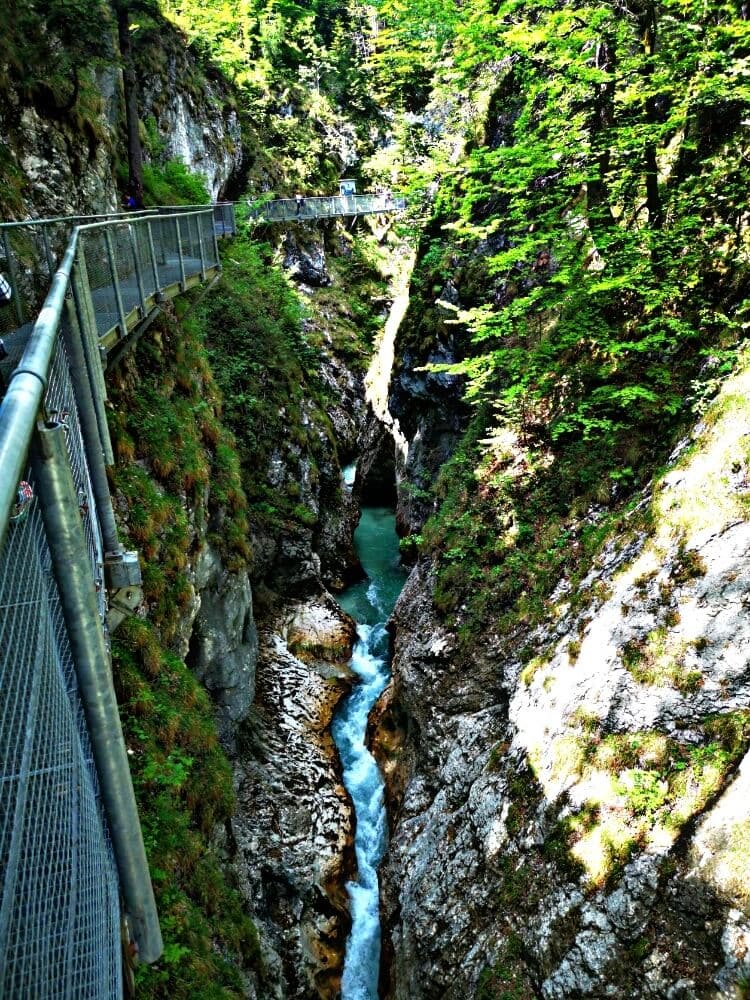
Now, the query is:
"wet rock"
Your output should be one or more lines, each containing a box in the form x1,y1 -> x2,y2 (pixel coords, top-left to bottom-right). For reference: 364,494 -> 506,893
283,232 -> 332,287
187,541 -> 258,739
230,596 -> 356,1000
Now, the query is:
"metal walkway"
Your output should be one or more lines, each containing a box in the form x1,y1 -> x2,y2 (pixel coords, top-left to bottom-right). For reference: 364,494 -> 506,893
249,191 -> 406,223
0,202 -> 236,999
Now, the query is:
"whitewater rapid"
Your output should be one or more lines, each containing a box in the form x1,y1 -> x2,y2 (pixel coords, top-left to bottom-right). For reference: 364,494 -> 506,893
333,508 -> 406,999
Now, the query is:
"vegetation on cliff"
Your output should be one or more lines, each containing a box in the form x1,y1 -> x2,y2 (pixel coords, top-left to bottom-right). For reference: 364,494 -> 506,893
108,307 -> 259,998
382,0 -> 750,643
372,0 -> 750,994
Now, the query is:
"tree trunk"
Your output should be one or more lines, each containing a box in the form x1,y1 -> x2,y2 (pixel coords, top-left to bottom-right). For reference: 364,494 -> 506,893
587,37 -> 616,229
638,1 -> 663,229
117,3 -> 144,204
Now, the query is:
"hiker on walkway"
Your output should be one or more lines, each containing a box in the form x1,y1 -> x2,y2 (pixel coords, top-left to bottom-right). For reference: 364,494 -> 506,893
295,193 -> 305,216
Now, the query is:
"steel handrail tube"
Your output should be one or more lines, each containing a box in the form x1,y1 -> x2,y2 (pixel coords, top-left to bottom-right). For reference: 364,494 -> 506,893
0,203 -> 226,975
0,230 -> 78,549
0,209 -> 159,233
32,422 -> 163,964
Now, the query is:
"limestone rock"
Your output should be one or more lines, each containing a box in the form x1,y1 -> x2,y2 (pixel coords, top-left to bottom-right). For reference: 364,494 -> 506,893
230,595 -> 356,1000
187,542 -> 258,738
379,362 -> 750,997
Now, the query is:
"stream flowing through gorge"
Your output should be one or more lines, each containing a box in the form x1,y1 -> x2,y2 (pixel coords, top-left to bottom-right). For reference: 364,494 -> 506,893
333,505 -> 407,999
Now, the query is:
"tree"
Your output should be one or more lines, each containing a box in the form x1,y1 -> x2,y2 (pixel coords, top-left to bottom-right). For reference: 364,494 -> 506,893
111,0 -> 159,202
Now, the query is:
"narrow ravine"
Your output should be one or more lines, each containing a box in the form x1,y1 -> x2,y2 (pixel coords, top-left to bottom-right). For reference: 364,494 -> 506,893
332,505 -> 407,999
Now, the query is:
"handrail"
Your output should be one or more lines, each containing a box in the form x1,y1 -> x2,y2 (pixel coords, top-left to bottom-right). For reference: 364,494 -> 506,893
0,201 -> 236,989
0,207 -> 219,545
0,209 -> 159,232
0,231 -> 79,550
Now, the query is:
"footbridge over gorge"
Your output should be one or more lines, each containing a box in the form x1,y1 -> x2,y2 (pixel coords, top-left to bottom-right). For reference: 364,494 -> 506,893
249,191 -> 407,223
0,187 -> 405,998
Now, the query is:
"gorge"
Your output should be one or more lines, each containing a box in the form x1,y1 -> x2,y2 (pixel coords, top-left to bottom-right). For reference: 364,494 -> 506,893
333,505 -> 407,998
1,1 -> 750,999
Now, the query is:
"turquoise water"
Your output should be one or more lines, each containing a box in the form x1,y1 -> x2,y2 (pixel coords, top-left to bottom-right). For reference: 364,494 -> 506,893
333,507 -> 407,999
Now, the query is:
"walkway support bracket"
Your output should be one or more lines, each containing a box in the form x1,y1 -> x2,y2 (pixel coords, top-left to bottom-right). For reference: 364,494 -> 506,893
105,550 -> 143,633
31,420 -> 162,965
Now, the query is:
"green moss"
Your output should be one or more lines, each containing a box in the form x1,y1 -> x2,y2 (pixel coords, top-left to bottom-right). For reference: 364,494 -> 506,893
180,233 -> 356,549
476,934 -> 534,1000
113,624 -> 261,999
107,308 -> 260,997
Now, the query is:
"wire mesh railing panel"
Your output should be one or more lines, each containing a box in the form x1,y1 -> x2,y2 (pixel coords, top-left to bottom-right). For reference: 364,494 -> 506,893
0,226 -> 55,332
159,216 -> 184,289
46,333 -> 106,618
248,193 -> 405,222
108,224 -> 142,319
213,203 -> 236,237
200,213 -> 216,268
0,466 -> 121,1000
182,214 -> 203,270
80,230 -> 120,339
134,223 -> 157,301
0,202 -> 232,997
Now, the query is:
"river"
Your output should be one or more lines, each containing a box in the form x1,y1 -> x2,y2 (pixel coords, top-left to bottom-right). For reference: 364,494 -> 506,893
332,505 -> 407,999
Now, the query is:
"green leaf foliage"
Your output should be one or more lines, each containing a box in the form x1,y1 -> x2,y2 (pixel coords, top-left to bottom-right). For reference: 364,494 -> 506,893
376,0 -> 750,644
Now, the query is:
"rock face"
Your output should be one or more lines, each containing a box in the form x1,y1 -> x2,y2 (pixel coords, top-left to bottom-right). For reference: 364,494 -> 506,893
283,231 -> 333,288
231,595 -> 357,999
387,254 -> 470,536
138,36 -> 244,200
0,20 -> 244,221
1,72 -> 120,219
375,360 -> 750,996
187,541 -> 258,743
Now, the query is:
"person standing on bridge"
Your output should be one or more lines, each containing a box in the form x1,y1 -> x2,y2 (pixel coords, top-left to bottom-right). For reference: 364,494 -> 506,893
295,193 -> 305,217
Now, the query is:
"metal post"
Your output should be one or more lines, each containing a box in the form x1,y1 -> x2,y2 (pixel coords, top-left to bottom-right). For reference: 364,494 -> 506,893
174,217 -> 186,288
146,221 -> 160,293
2,230 -> 25,326
128,225 -> 147,313
71,251 -> 114,465
195,214 -> 207,280
42,226 -> 55,278
211,212 -> 221,266
104,230 -> 129,339
31,421 -> 163,966
62,297 -> 121,555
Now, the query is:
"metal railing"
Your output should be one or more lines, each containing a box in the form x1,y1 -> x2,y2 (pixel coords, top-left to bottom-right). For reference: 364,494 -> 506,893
0,202 -> 233,997
248,192 -> 406,223
154,202 -> 237,238
0,204 -> 236,344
